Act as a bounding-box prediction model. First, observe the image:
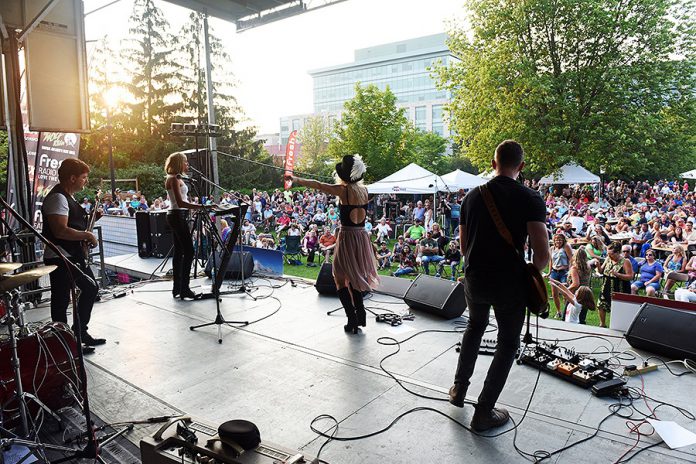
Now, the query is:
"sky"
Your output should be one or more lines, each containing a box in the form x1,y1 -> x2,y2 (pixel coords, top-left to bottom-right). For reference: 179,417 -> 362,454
84,0 -> 467,134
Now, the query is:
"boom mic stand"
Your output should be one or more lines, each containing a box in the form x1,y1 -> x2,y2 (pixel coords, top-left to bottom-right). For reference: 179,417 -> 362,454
0,197 -> 101,463
189,166 -> 255,298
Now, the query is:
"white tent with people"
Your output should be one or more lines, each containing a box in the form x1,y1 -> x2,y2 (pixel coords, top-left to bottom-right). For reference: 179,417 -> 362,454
366,163 -> 451,194
539,162 -> 600,184
441,169 -> 486,190
680,169 -> 696,179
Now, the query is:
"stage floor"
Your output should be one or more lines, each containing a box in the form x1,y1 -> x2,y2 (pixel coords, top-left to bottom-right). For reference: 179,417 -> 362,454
26,275 -> 696,463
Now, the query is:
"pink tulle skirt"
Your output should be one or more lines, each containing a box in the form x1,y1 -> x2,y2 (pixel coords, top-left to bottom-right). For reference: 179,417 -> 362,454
332,226 -> 380,292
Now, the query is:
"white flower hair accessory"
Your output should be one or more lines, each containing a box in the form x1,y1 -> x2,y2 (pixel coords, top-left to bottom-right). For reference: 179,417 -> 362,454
350,154 -> 366,182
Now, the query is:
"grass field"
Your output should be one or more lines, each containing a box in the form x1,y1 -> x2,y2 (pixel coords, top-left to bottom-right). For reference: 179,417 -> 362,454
280,237 -> 609,327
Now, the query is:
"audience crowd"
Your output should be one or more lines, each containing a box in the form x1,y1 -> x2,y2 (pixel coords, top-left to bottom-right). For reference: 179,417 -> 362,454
89,177 -> 696,320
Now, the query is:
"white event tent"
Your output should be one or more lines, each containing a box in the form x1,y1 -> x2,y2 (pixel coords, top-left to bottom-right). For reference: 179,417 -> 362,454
441,169 -> 486,190
366,163 -> 451,194
539,163 -> 600,184
680,169 -> 696,179
478,170 -> 494,180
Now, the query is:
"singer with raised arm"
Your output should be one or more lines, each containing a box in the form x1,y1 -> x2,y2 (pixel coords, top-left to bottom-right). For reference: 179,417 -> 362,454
164,152 -> 210,300
286,154 -> 379,334
42,158 -> 105,352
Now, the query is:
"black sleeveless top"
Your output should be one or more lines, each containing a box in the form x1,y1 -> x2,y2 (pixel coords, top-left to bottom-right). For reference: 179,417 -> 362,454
42,184 -> 88,259
339,204 -> 368,227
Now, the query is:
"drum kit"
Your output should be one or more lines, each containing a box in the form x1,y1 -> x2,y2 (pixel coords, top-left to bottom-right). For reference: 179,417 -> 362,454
0,262 -> 82,459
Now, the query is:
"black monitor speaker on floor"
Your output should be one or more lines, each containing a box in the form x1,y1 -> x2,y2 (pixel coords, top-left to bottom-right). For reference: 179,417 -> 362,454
204,251 -> 255,280
315,263 -> 337,295
625,303 -> 696,361
403,274 -> 466,319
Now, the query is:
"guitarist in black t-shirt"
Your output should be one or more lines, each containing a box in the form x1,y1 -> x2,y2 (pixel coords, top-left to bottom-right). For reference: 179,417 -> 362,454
448,140 -> 550,432
42,158 -> 105,352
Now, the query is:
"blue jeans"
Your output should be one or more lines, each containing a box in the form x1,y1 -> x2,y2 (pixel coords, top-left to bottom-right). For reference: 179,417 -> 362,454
453,297 -> 525,412
420,255 -> 444,275
393,266 -> 415,277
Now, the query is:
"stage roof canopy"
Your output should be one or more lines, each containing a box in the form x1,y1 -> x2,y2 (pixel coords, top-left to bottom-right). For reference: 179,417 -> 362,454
162,0 -> 346,31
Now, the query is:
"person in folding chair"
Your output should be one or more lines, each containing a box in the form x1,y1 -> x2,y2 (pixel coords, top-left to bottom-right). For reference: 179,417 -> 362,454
286,155 -> 379,334
448,140 -> 550,432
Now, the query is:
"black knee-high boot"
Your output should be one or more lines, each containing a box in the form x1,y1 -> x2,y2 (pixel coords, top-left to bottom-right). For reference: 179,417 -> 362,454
337,287 -> 359,334
351,287 -> 366,327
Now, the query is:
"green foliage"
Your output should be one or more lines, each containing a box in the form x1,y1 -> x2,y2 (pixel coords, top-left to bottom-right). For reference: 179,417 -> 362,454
405,129 -> 450,174
436,0 -> 696,179
328,84 -> 413,182
218,129 -> 279,191
298,115 -> 334,178
121,0 -> 182,137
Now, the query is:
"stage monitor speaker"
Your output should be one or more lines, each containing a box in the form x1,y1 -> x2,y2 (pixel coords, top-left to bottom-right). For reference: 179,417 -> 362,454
204,252 -> 255,280
374,275 -> 412,299
149,211 -> 172,258
403,274 -> 466,319
135,211 -> 152,258
315,263 -> 337,295
625,303 -> 696,361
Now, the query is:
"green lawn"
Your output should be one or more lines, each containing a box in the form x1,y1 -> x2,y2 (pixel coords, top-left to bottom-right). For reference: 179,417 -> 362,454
279,237 -> 610,327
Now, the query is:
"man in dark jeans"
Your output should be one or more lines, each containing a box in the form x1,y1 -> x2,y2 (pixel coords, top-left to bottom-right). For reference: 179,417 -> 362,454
449,140 -> 549,432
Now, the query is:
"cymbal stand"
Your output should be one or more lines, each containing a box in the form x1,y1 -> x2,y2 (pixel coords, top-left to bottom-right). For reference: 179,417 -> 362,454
189,166 -> 256,298
0,291 -> 74,462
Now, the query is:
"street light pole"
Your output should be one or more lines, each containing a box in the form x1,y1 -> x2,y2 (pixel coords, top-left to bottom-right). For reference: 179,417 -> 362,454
107,104 -> 116,202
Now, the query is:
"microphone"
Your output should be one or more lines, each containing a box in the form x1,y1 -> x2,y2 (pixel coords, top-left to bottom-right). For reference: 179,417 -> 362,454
176,174 -> 197,182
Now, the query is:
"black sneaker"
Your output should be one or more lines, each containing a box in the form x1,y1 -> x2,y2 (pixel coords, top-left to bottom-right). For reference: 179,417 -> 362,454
82,333 -> 106,346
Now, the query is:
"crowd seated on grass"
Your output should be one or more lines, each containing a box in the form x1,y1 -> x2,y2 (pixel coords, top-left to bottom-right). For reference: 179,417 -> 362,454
88,176 -> 696,319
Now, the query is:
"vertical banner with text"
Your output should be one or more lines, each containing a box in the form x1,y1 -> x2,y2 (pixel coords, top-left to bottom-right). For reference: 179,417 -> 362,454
283,130 -> 298,190
26,132 -> 80,229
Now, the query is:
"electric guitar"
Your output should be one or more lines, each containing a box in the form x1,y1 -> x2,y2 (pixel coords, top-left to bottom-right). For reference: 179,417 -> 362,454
82,189 -> 102,260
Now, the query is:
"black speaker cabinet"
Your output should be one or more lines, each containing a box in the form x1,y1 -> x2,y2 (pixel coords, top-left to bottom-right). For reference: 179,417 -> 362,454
149,211 -> 172,258
403,274 -> 466,319
625,303 -> 696,360
135,211 -> 152,258
204,251 -> 255,280
315,263 -> 337,295
374,275 -> 412,299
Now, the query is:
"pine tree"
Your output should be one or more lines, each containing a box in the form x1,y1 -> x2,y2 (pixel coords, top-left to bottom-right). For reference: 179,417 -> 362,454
121,0 -> 182,139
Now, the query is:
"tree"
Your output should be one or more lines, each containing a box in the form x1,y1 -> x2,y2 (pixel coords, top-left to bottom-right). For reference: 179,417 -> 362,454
436,0 -> 696,178
298,115 -> 333,177
178,12 -> 239,127
328,84 -> 413,182
405,129 -> 450,174
121,0 -> 182,139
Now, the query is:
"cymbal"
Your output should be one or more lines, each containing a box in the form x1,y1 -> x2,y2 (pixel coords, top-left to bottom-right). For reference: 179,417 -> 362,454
0,265 -> 57,292
0,263 -> 22,275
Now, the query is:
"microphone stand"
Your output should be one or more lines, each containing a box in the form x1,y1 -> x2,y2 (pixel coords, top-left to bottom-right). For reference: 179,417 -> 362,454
188,166 -> 255,298
182,177 -> 249,344
0,196 -> 101,463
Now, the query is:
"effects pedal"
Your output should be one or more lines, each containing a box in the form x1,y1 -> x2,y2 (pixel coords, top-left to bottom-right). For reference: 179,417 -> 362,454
557,362 -> 579,376
546,359 -> 561,371
592,378 -> 626,397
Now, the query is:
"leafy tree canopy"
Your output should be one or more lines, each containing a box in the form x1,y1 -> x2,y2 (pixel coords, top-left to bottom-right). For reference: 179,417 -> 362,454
436,0 -> 696,179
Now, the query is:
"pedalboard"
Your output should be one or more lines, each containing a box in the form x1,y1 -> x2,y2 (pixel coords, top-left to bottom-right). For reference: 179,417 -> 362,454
140,417 -> 318,464
517,342 -> 615,388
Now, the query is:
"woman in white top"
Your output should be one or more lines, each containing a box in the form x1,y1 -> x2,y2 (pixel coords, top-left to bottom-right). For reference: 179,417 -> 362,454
165,152 -> 209,300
